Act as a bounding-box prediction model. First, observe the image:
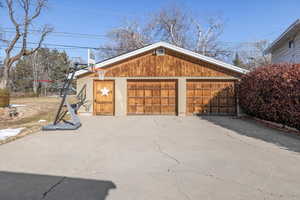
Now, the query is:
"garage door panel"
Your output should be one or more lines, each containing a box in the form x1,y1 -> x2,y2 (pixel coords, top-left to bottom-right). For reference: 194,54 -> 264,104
211,107 -> 219,113
202,90 -> 211,96
169,97 -> 176,105
219,107 -> 231,114
145,105 -> 152,114
210,98 -> 219,106
128,105 -> 135,114
136,90 -> 144,97
195,98 -> 203,104
152,90 -> 160,97
128,90 -> 136,97
127,80 -> 177,115
145,89 -> 152,96
187,80 -> 236,115
203,97 -> 211,105
128,97 -> 135,105
227,98 -> 236,106
161,98 -> 168,105
160,90 -> 168,97
136,105 -> 144,113
168,106 -> 176,114
218,98 -> 228,106
152,105 -> 161,113
152,97 -> 161,104
145,97 -> 152,104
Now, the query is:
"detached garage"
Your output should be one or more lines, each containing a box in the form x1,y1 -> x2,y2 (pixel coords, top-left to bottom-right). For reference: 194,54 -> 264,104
76,42 -> 248,116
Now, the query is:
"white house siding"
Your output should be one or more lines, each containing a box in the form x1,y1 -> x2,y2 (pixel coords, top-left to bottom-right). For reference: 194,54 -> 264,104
271,33 -> 300,64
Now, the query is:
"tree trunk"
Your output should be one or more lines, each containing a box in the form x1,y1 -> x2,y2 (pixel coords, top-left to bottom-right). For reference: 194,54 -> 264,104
33,80 -> 38,94
0,59 -> 11,90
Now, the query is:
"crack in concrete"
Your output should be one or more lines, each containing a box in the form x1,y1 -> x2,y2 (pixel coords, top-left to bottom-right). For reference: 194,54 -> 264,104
154,141 -> 180,165
41,177 -> 66,200
173,171 -> 192,200
154,140 -> 192,200
184,167 -> 288,199
153,139 -> 290,199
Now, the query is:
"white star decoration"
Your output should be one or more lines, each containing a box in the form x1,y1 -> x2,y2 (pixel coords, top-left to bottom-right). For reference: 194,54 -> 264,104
100,87 -> 110,96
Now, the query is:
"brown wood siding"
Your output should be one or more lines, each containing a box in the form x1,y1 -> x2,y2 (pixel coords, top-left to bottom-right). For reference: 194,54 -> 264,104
127,80 -> 177,115
187,80 -> 236,115
82,49 -> 241,79
93,80 -> 115,115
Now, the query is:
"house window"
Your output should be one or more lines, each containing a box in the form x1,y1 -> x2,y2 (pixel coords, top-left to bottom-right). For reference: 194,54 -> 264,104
289,40 -> 295,48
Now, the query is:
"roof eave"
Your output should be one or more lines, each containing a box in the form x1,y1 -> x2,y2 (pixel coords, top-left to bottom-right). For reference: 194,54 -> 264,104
76,42 -> 248,78
265,19 -> 300,54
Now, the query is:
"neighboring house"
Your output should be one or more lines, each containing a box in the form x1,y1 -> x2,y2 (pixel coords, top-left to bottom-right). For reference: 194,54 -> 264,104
265,19 -> 300,63
76,42 -> 248,117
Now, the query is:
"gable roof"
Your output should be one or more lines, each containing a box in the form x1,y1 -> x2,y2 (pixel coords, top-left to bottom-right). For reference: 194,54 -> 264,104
265,19 -> 300,54
75,42 -> 248,77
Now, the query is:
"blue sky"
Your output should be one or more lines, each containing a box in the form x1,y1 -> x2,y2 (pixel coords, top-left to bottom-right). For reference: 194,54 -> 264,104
1,0 -> 300,62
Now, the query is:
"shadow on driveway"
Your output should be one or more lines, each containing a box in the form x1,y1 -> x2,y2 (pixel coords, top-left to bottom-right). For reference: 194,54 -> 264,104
199,116 -> 300,153
0,171 -> 116,200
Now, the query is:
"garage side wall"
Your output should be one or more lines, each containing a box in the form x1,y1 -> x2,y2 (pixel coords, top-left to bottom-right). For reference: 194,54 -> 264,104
77,77 -> 93,115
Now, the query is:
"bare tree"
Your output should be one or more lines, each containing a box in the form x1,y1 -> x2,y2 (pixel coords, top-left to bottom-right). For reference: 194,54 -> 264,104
0,0 -> 52,89
192,17 -> 228,58
100,5 -> 227,60
238,40 -> 271,70
149,5 -> 190,48
100,21 -> 150,59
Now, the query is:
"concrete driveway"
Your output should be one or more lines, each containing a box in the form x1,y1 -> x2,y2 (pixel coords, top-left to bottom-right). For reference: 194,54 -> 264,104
1,116 -> 300,200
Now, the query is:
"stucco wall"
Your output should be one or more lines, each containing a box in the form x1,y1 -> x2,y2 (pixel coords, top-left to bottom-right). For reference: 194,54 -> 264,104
178,78 -> 186,116
77,77 -> 93,115
114,79 -> 127,116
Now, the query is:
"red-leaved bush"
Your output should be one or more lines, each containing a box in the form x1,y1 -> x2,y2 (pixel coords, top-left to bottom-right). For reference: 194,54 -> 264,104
238,64 -> 300,130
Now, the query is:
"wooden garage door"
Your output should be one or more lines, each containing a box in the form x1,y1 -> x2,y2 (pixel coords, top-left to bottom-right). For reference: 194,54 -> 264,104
187,80 -> 236,115
93,80 -> 114,115
127,80 -> 177,115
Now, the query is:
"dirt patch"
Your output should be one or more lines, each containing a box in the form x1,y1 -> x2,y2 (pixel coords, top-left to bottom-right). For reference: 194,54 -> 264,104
0,97 -> 59,124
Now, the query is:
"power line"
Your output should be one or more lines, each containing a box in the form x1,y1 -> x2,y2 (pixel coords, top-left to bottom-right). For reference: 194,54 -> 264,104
2,28 -> 106,39
28,42 -> 103,50
0,43 -> 124,51
0,46 -> 89,51
3,30 -> 105,40
0,41 -> 103,50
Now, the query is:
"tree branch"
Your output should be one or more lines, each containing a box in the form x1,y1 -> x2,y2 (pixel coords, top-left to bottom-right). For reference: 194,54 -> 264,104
23,26 -> 53,56
5,0 -> 21,55
29,0 -> 46,22
3,0 -> 51,78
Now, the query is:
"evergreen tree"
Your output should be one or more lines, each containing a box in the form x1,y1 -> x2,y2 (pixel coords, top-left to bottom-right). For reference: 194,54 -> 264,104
233,53 -> 244,68
12,48 -> 70,95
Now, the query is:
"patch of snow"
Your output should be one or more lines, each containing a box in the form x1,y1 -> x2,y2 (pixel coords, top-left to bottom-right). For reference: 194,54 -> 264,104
38,120 -> 47,123
10,104 -> 26,108
0,128 -> 24,141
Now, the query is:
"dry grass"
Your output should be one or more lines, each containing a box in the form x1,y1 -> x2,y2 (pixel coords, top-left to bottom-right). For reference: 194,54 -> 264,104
0,97 -> 63,145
